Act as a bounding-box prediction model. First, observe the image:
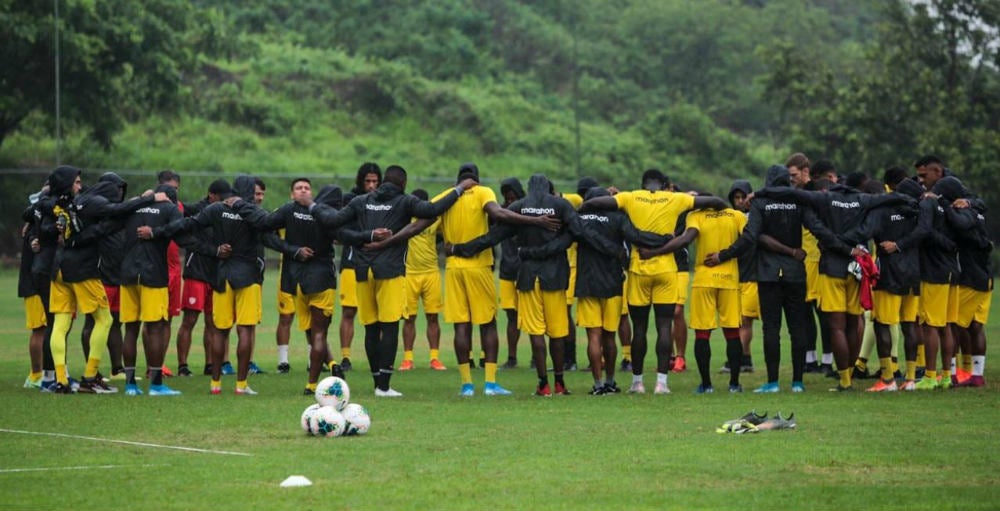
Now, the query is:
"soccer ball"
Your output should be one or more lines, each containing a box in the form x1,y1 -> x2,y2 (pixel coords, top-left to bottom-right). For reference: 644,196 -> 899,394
341,403 -> 371,436
301,404 -> 322,435
315,376 -> 350,410
309,406 -> 347,438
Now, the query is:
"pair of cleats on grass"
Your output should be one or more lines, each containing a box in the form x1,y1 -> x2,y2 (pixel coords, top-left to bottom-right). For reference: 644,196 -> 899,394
717,410 -> 796,434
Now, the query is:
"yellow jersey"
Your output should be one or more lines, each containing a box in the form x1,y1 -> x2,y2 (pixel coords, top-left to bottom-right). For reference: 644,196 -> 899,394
405,218 -> 441,274
434,185 -> 497,269
686,208 -> 746,290
614,190 -> 695,275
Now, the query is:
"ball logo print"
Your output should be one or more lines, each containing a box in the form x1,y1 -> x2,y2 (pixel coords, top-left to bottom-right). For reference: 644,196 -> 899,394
309,406 -> 347,437
314,376 -> 350,410
301,404 -> 322,435
341,403 -> 371,436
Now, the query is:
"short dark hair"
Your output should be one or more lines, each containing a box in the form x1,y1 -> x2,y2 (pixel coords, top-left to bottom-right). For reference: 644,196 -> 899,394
914,154 -> 944,169
208,179 -> 231,196
412,189 -> 429,201
458,162 -> 479,180
290,177 -> 311,191
641,169 -> 667,189
785,152 -> 810,170
355,162 -> 382,191
883,166 -> 909,187
811,160 -> 836,179
845,171 -> 868,189
254,177 -> 266,190
384,165 -> 407,187
860,179 -> 884,195
157,170 -> 180,184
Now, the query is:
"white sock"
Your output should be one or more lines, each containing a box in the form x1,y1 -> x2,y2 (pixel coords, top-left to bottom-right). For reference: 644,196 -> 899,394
822,353 -> 833,365
950,357 -> 957,373
632,374 -> 643,385
656,372 -> 668,385
594,378 -> 603,387
278,345 -> 289,364
973,355 -> 985,376
43,370 -> 55,382
806,351 -> 817,364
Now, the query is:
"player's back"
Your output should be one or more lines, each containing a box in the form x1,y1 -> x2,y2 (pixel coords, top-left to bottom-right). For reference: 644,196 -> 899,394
437,186 -> 496,269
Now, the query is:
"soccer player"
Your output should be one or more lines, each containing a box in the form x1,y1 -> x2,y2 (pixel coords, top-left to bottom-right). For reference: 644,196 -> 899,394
718,180 -> 758,375
338,163 -> 382,371
580,169 -> 726,394
498,177 -> 526,369
642,192 -> 746,394
559,176 -> 599,371
400,189 -> 447,372
157,170 -> 183,377
19,184 -> 49,388
670,208 -> 691,374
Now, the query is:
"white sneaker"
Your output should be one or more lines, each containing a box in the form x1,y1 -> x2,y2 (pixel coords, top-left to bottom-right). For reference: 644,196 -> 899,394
654,382 -> 671,394
628,382 -> 646,394
375,387 -> 403,397
235,386 -> 258,396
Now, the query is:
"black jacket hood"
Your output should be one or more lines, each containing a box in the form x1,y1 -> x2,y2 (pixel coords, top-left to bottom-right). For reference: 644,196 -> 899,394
373,181 -> 404,202
316,185 -> 343,208
932,176 -> 969,201
525,174 -> 550,208
48,165 -> 81,200
728,179 -> 753,204
584,186 -> 609,201
895,178 -> 924,200
98,172 -> 128,201
233,175 -> 256,203
500,177 -> 526,201
765,165 -> 790,188
155,184 -> 178,204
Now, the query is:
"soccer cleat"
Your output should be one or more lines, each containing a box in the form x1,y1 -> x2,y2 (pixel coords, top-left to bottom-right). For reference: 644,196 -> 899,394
628,381 -> 646,394
968,375 -> 985,387
177,365 -> 193,377
108,371 -> 127,381
398,360 -> 414,371
430,359 -> 447,371
554,382 -> 571,395
915,367 -> 926,380
277,362 -> 291,374
500,359 -> 517,370
248,361 -> 265,375
754,382 -> 780,394
619,358 -> 632,371
791,381 -> 806,393
210,386 -> 222,395
564,362 -> 578,372
744,412 -> 797,433
124,383 -> 143,396
459,383 -> 474,397
78,378 -> 118,394
234,385 -> 258,396
220,362 -> 235,375
851,365 -> 872,381
161,365 -> 174,378
302,387 -> 314,396
654,382 -> 671,395
331,364 -> 346,379
729,384 -> 743,393
149,384 -> 182,396
914,377 -> 938,391
828,384 -> 853,392
671,356 -> 687,373
718,361 -> 731,374
938,377 -> 952,390
374,387 -> 403,397
740,364 -> 755,374
899,380 -> 917,391
720,409 -> 767,430
23,376 -> 42,389
484,382 -> 513,396
340,358 -> 353,372
822,364 -> 838,379
603,381 -> 622,394
866,379 -> 898,392
534,383 -> 552,397
695,384 -> 714,394
588,384 -> 607,395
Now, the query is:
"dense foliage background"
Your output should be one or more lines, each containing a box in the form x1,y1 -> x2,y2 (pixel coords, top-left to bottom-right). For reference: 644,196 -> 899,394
2,0 -> 998,255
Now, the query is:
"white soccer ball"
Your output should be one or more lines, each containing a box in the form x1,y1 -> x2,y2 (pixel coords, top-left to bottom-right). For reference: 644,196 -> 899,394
309,406 -> 347,438
301,404 -> 322,435
315,376 -> 350,410
341,403 -> 371,436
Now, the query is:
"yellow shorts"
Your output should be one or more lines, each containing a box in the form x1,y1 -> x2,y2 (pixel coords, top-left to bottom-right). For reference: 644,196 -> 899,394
919,282 -> 951,328
120,284 -> 170,323
817,274 -> 863,315
626,271 -> 678,306
871,290 -> 919,325
566,266 -> 577,305
740,282 -> 760,319
956,286 -> 992,328
24,295 -> 47,330
405,271 -> 442,317
517,282 -> 570,338
213,283 -> 263,330
49,274 -> 108,315
278,289 -> 296,315
947,285 -> 960,324
805,261 -> 820,302
689,287 -> 742,330
676,272 -> 690,305
295,287 -> 335,331
577,296 -> 623,332
339,268 -> 358,308
356,272 -> 406,325
444,266 -> 496,325
499,278 -> 517,310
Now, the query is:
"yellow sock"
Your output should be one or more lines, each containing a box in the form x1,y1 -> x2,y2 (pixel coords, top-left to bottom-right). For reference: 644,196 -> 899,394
962,354 -> 973,372
328,360 -> 339,372
926,370 -> 937,381
403,350 -> 414,362
623,345 -> 632,360
940,369 -> 951,381
341,347 -> 351,360
305,382 -> 317,392
879,357 -> 893,381
85,308 -> 112,377
459,363 -> 472,385
906,361 -> 916,381
855,358 -> 867,371
839,369 -> 852,388
891,357 -> 899,374
236,380 -> 247,390
211,379 -> 221,388
55,364 -> 68,385
84,357 -> 101,379
29,371 -> 42,382
916,344 -> 926,366
430,349 -> 440,361
485,362 -> 497,384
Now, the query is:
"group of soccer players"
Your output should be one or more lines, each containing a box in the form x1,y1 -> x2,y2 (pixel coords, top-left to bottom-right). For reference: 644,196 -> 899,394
16,153 -> 991,397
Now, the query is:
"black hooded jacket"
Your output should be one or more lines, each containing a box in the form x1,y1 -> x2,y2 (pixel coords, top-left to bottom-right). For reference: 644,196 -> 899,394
937,177 -> 993,291
497,177 -> 525,280
309,181 -> 463,281
179,197 -> 218,284
720,166 -> 840,283
914,179 -> 962,284
847,179 -> 924,295
724,179 -> 756,282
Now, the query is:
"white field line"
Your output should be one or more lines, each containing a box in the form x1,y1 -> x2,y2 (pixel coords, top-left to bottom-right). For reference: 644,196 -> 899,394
0,428 -> 252,457
0,463 -> 166,474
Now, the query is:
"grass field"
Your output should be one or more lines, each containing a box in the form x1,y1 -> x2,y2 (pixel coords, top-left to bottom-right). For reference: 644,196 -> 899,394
1,270 -> 998,510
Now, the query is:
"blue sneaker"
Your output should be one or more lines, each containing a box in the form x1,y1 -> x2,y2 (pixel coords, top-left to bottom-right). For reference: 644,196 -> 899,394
753,382 -> 780,393
791,381 -> 806,393
148,384 -> 182,396
39,380 -> 57,393
125,383 -> 144,396
221,362 -> 235,375
484,382 -> 512,396
459,383 -> 474,397
248,361 -> 265,375
695,384 -> 714,394
729,384 -> 743,393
